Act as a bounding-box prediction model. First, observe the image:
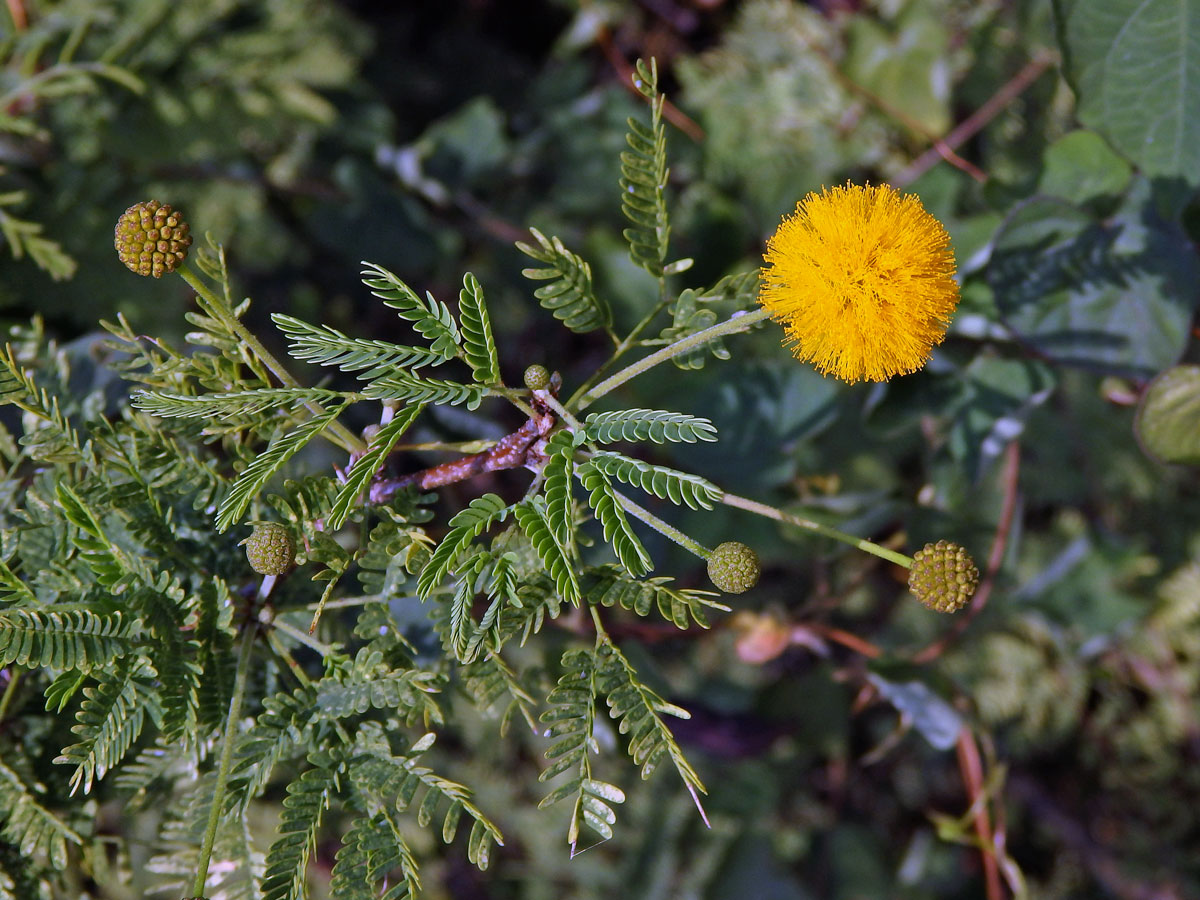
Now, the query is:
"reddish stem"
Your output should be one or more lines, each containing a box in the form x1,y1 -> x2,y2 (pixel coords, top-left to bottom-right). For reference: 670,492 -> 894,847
957,728 -> 1004,900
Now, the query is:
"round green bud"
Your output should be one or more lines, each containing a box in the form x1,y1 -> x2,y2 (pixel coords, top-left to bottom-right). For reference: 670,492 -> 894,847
908,540 -> 979,613
115,200 -> 192,278
244,523 -> 295,576
523,364 -> 551,390
707,541 -> 760,594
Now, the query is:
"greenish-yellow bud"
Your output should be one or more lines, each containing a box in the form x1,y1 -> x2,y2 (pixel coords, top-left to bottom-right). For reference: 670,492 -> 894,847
243,523 -> 295,576
523,365 -> 551,390
707,541 -> 760,594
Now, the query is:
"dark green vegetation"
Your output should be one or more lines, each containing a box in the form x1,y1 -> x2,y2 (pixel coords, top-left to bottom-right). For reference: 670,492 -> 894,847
3,2 -> 1200,899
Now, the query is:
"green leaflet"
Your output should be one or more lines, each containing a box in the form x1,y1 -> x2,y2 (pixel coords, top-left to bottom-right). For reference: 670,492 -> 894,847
0,757 -> 84,869
329,811 -> 421,900
260,760 -> 341,900
576,461 -> 652,578
583,408 -> 718,444
542,430 -> 578,544
417,493 -> 513,599
514,498 -> 580,603
360,262 -> 461,359
215,400 -> 351,532
132,386 -> 346,421
273,313 -> 449,375
362,369 -> 485,410
620,59 -> 670,278
326,403 -> 427,530
596,642 -> 705,799
582,564 -> 728,630
516,228 -> 611,333
458,272 -> 501,385
349,740 -> 503,871
0,608 -> 134,670
537,648 -> 626,849
54,656 -> 160,796
586,450 -> 722,510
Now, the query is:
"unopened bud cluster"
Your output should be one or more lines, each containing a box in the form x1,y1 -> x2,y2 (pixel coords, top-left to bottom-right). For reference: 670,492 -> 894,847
908,540 -> 979,613
114,200 -> 192,277
707,541 -> 760,594
244,523 -> 295,576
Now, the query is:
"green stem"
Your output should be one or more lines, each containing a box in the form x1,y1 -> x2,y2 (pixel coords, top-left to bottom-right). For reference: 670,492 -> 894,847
538,392 -> 586,433
566,295 -> 675,408
272,617 -> 338,656
578,307 -> 772,411
720,492 -> 913,569
191,623 -> 257,899
0,668 -> 20,723
614,490 -> 712,560
177,263 -> 365,454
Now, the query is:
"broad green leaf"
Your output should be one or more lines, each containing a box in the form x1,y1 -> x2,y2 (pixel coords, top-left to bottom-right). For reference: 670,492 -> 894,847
1037,130 -> 1132,203
1055,0 -> 1200,185
987,181 -> 1199,376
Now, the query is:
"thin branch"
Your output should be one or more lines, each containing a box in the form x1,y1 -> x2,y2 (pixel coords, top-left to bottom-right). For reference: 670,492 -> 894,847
957,728 -> 1005,900
893,50 -> 1059,188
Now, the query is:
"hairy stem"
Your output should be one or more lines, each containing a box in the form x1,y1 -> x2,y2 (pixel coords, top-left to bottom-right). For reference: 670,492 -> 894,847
615,490 -> 712,560
720,491 -> 913,569
191,622 -> 257,898
578,307 -> 771,411
565,293 -> 674,408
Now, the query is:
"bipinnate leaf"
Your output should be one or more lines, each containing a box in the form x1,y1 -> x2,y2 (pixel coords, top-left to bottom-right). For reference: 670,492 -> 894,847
261,760 -> 340,900
586,451 -> 722,510
273,313 -> 447,375
620,58 -> 670,277
514,498 -> 579,603
418,494 -> 512,599
216,401 -> 351,532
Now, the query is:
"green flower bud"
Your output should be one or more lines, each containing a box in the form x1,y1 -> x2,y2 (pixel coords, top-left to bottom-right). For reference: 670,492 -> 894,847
114,200 -> 192,278
707,541 -> 760,594
908,540 -> 979,613
523,364 -> 551,390
243,523 -> 295,576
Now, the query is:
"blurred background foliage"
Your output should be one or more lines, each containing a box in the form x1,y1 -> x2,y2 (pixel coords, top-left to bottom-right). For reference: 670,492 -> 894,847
3,0 -> 1200,898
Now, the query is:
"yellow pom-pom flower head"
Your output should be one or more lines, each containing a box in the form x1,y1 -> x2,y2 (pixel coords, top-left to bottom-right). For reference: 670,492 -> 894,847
114,200 -> 192,278
760,183 -> 959,383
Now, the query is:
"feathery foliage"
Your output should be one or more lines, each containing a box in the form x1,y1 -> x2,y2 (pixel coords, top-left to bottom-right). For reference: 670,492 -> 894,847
361,263 -> 461,360
517,228 -> 612,334
327,403 -> 427,530
273,313 -> 448,375
538,649 -> 627,850
216,400 -> 351,531
620,59 -> 671,277
586,450 -> 722,509
576,461 -> 653,577
457,273 -> 501,385
583,408 -> 719,444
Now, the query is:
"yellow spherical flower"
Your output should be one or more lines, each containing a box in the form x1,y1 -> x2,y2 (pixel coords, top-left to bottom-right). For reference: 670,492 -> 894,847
760,183 -> 960,383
